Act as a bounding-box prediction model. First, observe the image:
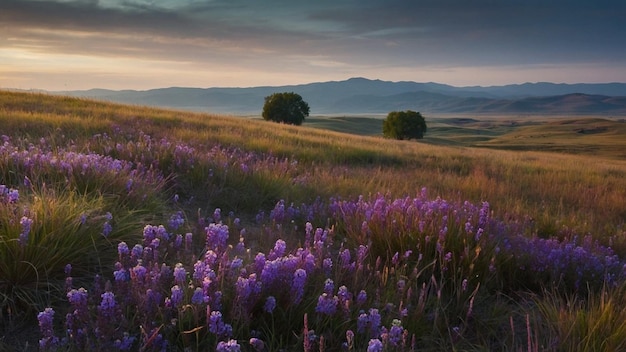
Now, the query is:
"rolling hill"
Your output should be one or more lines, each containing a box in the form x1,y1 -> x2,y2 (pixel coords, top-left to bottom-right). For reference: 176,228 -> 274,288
51,77 -> 626,115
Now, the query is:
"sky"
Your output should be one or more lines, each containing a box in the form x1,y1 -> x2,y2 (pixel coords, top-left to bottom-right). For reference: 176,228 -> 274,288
2,0 -> 626,91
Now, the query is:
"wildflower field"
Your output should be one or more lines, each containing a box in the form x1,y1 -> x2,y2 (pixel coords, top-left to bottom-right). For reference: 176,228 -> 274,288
1,91 -> 626,351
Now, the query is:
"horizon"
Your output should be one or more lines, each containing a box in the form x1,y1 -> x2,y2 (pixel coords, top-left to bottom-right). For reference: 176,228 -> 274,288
2,1 -> 626,91
6,77 -> 626,93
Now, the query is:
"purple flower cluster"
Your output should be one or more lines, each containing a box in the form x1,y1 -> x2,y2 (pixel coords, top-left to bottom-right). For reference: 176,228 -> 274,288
18,215 -> 33,246
38,308 -> 59,349
35,189 -> 626,351
0,184 -> 19,203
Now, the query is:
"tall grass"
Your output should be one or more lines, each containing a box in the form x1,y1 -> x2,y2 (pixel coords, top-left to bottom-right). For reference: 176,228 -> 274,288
1,90 -> 626,350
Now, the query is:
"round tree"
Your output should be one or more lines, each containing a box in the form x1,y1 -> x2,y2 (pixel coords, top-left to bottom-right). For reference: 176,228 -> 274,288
382,110 -> 427,140
262,92 -> 310,125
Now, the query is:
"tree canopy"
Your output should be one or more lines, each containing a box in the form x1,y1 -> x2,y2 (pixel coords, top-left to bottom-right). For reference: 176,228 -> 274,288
382,110 -> 427,140
262,92 -> 310,126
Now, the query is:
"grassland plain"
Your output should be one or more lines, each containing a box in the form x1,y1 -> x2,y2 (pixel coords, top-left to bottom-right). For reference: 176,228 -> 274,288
1,90 -> 626,351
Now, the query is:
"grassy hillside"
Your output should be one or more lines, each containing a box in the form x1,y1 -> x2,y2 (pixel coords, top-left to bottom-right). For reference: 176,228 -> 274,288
2,91 -> 626,351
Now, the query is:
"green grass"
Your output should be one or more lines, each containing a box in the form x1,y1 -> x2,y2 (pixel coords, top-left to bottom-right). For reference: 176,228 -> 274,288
1,90 -> 626,350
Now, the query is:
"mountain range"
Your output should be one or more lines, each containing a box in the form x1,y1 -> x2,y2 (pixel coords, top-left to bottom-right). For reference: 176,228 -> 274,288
55,77 -> 626,115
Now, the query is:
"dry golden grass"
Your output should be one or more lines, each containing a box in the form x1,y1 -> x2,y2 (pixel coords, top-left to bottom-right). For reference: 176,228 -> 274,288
2,91 -> 625,247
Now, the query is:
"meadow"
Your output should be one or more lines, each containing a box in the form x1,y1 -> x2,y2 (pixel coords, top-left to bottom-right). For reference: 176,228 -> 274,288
1,90 -> 626,351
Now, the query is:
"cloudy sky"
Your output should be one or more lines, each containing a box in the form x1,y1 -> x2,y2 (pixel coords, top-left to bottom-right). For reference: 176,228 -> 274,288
2,0 -> 626,90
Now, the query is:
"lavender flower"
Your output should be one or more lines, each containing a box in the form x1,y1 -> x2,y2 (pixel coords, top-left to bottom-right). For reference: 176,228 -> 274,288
213,208 -> 222,222
388,319 -> 404,347
64,264 -> 72,276
8,188 -> 19,203
131,263 -> 147,282
168,211 -> 185,230
291,269 -> 307,305
322,257 -> 333,275
206,223 -> 230,252
191,287 -> 207,305
315,293 -> 338,316
368,308 -> 381,337
38,308 -> 59,350
216,339 -> 240,352
18,216 -> 33,246
174,263 -> 187,284
357,290 -> 367,305
323,278 -> 334,294
117,242 -> 129,257
102,221 -> 112,237
98,291 -> 116,317
270,239 -> 287,259
114,334 -> 136,351
264,296 -> 276,313
170,285 -> 183,308
131,244 -> 143,259
357,313 -> 369,334
367,339 -> 383,352
67,288 -> 88,308
209,311 -> 226,335
249,337 -> 265,351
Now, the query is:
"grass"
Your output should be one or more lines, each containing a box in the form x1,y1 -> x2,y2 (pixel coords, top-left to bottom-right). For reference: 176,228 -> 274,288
1,90 -> 626,350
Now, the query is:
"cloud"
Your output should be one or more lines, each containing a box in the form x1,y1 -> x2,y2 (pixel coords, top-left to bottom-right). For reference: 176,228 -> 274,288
2,0 -> 626,90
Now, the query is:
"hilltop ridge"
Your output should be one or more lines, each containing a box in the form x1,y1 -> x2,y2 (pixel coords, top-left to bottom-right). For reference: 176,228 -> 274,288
46,77 -> 626,115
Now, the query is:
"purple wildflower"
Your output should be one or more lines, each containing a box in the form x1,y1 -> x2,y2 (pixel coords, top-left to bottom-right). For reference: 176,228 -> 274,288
291,269 -> 307,305
254,253 -> 266,274
213,208 -> 221,222
209,311 -> 226,335
216,339 -> 240,352
168,211 -> 185,230
249,337 -> 265,351
102,222 -> 112,237
315,293 -> 338,316
270,239 -> 287,260
8,188 -> 19,203
117,242 -> 129,257
368,308 -> 381,336
322,257 -> 333,275
131,263 -> 147,282
323,278 -> 335,295
206,223 -> 230,252
357,313 -> 369,334
357,290 -> 367,305
114,334 -> 136,351
18,216 -> 33,246
174,263 -> 187,284
193,260 -> 207,281
337,285 -> 351,302
131,244 -> 143,259
98,291 -> 116,317
388,320 -> 404,347
346,330 -> 355,349
264,296 -> 276,313
38,307 -> 59,350
114,268 -> 128,282
367,339 -> 383,352
191,287 -> 207,305
170,285 -> 183,308
174,234 -> 183,249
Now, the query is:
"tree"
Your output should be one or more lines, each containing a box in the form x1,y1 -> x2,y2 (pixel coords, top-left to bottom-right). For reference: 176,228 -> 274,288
382,110 -> 427,140
262,92 -> 310,125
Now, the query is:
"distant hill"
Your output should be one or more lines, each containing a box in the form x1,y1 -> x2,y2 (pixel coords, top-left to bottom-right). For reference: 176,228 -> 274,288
54,77 -> 626,115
